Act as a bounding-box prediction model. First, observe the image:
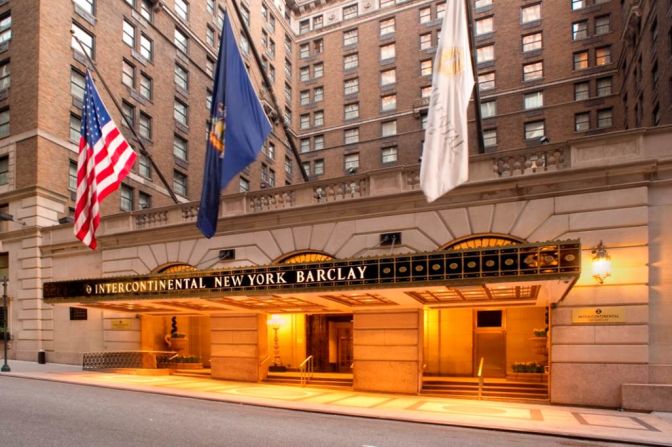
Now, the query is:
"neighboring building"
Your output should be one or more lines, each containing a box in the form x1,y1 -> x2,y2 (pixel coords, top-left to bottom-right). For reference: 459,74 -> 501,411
0,0 -> 671,412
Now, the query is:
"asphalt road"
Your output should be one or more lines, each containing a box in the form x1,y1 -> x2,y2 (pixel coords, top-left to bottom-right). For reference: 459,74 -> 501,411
0,376 -> 632,447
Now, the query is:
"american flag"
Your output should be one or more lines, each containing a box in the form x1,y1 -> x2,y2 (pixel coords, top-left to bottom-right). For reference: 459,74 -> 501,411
74,71 -> 136,249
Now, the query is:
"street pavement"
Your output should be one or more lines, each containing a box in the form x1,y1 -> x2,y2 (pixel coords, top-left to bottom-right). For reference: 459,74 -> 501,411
1,360 -> 671,446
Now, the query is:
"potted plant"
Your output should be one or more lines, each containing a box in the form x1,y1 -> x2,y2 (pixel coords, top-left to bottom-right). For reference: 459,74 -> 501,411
165,316 -> 188,353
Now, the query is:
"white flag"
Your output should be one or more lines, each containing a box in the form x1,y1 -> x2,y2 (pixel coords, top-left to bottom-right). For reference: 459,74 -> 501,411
420,0 -> 474,202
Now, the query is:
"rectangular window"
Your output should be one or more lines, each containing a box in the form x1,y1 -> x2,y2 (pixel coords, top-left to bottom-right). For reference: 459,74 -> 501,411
344,54 -> 358,70
0,61 -> 8,91
300,138 -> 310,153
313,39 -> 323,55
173,171 -> 187,197
174,28 -> 188,53
74,0 -> 94,15
574,82 -> 589,100
380,18 -> 395,37
343,4 -> 358,20
140,73 -> 152,100
313,87 -> 324,102
575,112 -> 590,132
0,155 -> 8,185
475,0 -> 493,8
381,120 -> 397,136
381,69 -> 396,86
476,45 -> 494,63
380,43 -> 395,61
284,156 -> 293,176
139,112 -> 152,139
343,29 -> 358,46
344,78 -> 359,95
120,184 -> 134,211
595,15 -> 610,36
521,3 -> 541,24
300,114 -> 310,129
300,66 -> 310,81
483,129 -> 497,148
572,20 -> 588,40
478,72 -> 495,91
571,0 -> 585,11
175,64 -> 188,91
313,110 -> 324,127
138,154 -> 151,178
122,20 -> 135,47
239,177 -> 250,193
175,0 -> 188,21
344,128 -> 359,144
300,43 -> 310,59
573,51 -> 589,70
420,33 -> 432,50
344,103 -> 359,120
524,120 -> 545,140
173,135 -> 188,161
140,0 -> 153,21
475,17 -> 493,36
68,160 -> 78,191
595,46 -> 611,66
481,100 -> 496,118
140,34 -> 153,61
69,114 -> 81,142
523,91 -> 543,110
300,90 -> 310,105
597,108 -> 612,128
72,22 -> 94,57
70,69 -> 85,103
139,192 -> 152,209
264,141 -> 276,160
523,61 -> 543,81
121,101 -> 135,127
421,85 -> 432,98
313,63 -> 323,78
522,32 -> 542,52
313,159 -> 324,176
122,60 -> 135,88
596,77 -> 612,97
173,99 -> 188,126
421,59 -> 433,76
312,135 -> 323,151
344,153 -> 359,172
206,26 -> 215,47
419,7 -> 431,24
381,146 -> 398,164
69,307 -> 88,321
381,94 -> 396,112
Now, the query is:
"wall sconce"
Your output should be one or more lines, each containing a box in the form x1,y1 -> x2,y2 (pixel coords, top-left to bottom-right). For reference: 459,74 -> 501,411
591,240 -> 611,284
267,314 -> 286,371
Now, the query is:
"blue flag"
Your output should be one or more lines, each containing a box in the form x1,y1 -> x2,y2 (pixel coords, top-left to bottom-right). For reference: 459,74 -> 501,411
197,13 -> 272,238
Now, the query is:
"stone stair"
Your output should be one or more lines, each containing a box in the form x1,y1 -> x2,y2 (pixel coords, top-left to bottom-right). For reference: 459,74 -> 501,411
422,377 -> 549,403
265,372 -> 353,389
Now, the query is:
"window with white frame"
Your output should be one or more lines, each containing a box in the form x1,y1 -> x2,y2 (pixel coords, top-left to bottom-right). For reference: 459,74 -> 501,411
483,129 -> 497,148
477,45 -> 494,63
139,73 -> 152,100
68,160 -> 77,191
139,192 -> 151,209
478,72 -> 495,91
174,28 -> 188,53
343,29 -> 358,46
300,138 -> 310,153
523,61 -> 543,80
300,114 -> 310,129
572,20 -> 588,40
420,33 -> 432,50
343,4 -> 358,20
314,159 -> 324,176
71,22 -> 93,57
596,77 -> 612,97
313,86 -> 324,102
481,100 -> 496,118
344,153 -> 359,172
344,53 -> 358,70
122,20 -> 135,47
138,154 -> 151,178
522,32 -> 542,52
300,90 -> 310,105
314,135 -> 324,150
139,112 -> 152,139
0,109 -> 9,138
344,128 -> 359,144
597,108 -> 612,128
313,63 -> 323,78
173,171 -> 188,196
380,18 -> 395,37
175,64 -> 188,91
521,3 -> 541,24
140,34 -> 153,61
421,59 -> 433,76
475,17 -> 493,36
419,7 -> 431,24
173,99 -> 188,126
344,78 -> 359,95
70,69 -> 85,102
380,43 -> 395,60
381,69 -> 396,86
381,120 -> 397,137
381,94 -> 396,111
74,0 -> 94,15
69,114 -> 81,142
120,184 -> 134,211
140,0 -> 153,21
524,120 -> 545,140
575,112 -> 590,132
523,91 -> 543,109
313,110 -> 324,127
381,146 -> 398,164
574,82 -> 589,100
344,103 -> 359,120
122,60 -> 135,88
0,155 -> 8,185
175,0 -> 188,21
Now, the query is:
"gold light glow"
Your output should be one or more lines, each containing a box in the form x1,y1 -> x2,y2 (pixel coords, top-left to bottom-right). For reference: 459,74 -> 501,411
591,241 -> 611,284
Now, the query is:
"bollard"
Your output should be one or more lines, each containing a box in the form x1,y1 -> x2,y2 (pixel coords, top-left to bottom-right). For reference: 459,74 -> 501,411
37,350 -> 46,364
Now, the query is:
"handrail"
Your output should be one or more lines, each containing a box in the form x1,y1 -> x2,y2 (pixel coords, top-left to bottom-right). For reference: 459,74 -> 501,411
299,355 -> 314,386
259,354 -> 271,367
477,357 -> 485,400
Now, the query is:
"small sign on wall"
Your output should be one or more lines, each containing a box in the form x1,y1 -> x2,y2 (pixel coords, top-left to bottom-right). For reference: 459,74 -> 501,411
110,319 -> 133,330
572,307 -> 625,324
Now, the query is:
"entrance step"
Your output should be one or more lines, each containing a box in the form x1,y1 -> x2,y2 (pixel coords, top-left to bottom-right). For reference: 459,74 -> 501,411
265,372 -> 353,389
422,377 -> 549,403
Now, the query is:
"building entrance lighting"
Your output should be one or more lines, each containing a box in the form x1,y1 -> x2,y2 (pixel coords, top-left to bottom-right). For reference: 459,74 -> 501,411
267,314 -> 286,372
591,241 -> 611,284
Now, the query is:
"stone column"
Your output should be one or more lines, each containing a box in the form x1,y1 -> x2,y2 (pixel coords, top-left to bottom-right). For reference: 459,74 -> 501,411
210,314 -> 268,382
353,309 -> 423,394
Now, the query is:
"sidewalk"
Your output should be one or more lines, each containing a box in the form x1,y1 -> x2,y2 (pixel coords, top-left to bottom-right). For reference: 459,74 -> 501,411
2,360 -> 671,446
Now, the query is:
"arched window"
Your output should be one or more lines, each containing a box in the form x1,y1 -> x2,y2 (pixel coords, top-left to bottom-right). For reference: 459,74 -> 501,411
153,263 -> 197,274
441,234 -> 526,251
274,251 -> 334,264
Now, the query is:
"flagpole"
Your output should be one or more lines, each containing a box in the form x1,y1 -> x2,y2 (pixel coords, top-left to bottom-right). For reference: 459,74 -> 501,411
70,32 -> 180,204
227,0 -> 310,182
464,0 -> 485,154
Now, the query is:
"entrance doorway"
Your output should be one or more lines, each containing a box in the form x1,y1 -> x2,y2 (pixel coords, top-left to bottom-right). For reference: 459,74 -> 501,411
306,314 -> 353,372
474,310 -> 506,378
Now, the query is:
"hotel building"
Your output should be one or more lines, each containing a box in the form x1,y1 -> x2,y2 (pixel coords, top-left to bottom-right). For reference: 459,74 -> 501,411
0,0 -> 670,410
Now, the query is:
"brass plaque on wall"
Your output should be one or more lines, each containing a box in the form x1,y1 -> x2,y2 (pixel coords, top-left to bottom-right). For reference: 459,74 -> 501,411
572,307 -> 625,324
110,319 -> 133,330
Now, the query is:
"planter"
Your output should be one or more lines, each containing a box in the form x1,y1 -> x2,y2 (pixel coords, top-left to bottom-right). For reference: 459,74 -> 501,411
167,337 -> 188,353
507,372 -> 548,382
169,362 -> 203,370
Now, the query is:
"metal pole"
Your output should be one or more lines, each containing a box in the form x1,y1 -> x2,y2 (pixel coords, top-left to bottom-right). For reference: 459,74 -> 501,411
70,32 -> 180,204
227,0 -> 310,182
464,0 -> 486,154
1,277 -> 10,372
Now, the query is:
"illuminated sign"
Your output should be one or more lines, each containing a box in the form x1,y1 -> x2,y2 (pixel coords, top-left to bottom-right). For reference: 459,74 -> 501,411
43,241 -> 581,303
